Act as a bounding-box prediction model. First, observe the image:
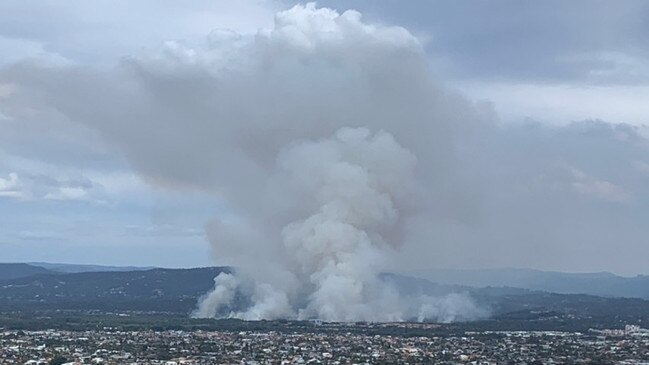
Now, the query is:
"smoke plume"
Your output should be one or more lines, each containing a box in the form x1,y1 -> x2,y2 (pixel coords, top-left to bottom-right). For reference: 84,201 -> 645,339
0,3 -> 497,321
177,4 -> 491,321
195,127 -> 482,321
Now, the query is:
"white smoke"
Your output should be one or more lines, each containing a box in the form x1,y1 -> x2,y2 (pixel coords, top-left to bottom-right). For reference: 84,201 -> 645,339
171,4 -> 487,322
194,127 -> 483,321
0,3 -> 492,321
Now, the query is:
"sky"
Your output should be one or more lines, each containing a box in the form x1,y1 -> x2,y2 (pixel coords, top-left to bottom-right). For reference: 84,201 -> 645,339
1,1 -> 649,275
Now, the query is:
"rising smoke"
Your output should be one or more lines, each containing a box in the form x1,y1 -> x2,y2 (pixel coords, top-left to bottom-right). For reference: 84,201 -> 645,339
0,0 -> 647,301
185,5 -> 488,321
195,127 -> 484,321
0,3 -> 497,321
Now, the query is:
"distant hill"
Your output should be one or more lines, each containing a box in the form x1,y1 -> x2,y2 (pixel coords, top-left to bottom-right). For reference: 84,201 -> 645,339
0,262 -> 154,281
0,267 -> 231,314
11,263 -> 649,300
384,273 -> 649,325
405,268 -> 649,299
0,263 -> 56,280
29,262 -> 155,273
1,267 -> 649,325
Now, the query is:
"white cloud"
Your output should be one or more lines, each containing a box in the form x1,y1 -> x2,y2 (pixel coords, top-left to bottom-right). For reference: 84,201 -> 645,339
457,81 -> 649,126
0,153 -> 148,203
0,172 -> 21,198
567,166 -> 629,203
0,171 -> 93,202
0,0 -> 277,64
124,225 -> 204,240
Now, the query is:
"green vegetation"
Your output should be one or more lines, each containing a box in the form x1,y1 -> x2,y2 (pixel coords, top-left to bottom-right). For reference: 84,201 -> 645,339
1,267 -> 648,334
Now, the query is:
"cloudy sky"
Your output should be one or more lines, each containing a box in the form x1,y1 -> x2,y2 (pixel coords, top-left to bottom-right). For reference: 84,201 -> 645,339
1,1 -> 648,275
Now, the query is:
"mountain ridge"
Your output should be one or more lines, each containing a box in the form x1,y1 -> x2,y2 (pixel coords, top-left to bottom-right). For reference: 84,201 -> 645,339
0,263 -> 56,280
0,266 -> 648,324
405,267 -> 649,299
3,263 -> 649,301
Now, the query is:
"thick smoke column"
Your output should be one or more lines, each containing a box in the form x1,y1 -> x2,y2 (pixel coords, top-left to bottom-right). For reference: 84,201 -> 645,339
197,128 -> 413,320
0,3 -> 646,295
195,127 -> 482,321
0,3 -> 490,321
280,128 -> 414,321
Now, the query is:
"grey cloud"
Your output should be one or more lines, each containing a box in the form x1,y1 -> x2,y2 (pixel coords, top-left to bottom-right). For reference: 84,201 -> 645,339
0,78 -> 118,170
0,0 -> 276,64
394,119 -> 649,275
313,0 -> 649,85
